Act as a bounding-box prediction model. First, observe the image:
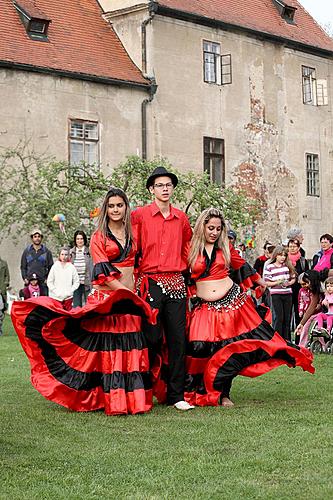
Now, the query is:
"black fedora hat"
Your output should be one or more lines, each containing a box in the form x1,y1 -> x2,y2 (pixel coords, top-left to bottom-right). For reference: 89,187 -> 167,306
146,166 -> 178,189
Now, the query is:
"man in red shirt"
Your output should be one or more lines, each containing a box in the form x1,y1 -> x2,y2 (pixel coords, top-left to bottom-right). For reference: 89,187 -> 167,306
132,167 -> 194,411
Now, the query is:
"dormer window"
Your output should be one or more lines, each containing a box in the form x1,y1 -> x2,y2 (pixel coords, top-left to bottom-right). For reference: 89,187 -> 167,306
282,5 -> 296,23
272,0 -> 296,24
13,0 -> 51,41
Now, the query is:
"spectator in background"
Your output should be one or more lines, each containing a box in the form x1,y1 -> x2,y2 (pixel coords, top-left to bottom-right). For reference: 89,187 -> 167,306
19,273 -> 43,300
260,244 -> 276,310
288,239 -> 309,343
313,276 -> 333,336
295,271 -> 329,347
228,230 -> 243,257
254,241 -> 274,277
264,245 -> 296,341
227,229 -> 237,247
312,233 -> 333,272
47,247 -> 79,310
286,227 -> 306,257
70,230 -> 93,307
0,256 -> 10,336
20,229 -> 53,295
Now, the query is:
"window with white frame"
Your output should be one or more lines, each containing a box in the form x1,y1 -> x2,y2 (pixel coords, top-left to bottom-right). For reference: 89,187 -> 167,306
69,120 -> 99,173
302,66 -> 328,106
204,137 -> 225,185
203,41 -> 232,85
306,153 -> 320,196
317,79 -> 328,106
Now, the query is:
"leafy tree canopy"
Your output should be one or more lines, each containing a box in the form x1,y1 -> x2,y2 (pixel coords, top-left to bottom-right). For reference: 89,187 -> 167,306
0,144 -> 260,249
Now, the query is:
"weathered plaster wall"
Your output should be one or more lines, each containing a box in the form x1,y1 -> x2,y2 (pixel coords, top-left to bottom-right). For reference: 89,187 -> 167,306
139,15 -> 333,254
0,69 -> 146,290
0,69 -> 144,169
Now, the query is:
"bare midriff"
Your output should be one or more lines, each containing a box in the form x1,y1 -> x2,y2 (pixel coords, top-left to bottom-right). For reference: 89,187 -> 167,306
196,276 -> 233,301
94,266 -> 135,291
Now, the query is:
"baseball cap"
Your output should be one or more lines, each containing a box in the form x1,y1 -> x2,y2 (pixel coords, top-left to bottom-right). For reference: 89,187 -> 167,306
28,273 -> 39,282
227,230 -> 237,240
30,228 -> 43,237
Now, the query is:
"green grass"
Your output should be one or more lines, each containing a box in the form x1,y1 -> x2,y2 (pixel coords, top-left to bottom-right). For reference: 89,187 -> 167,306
1,314 -> 332,499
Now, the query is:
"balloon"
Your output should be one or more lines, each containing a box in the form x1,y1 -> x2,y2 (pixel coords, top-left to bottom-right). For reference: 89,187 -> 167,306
90,207 -> 100,219
52,214 -> 66,222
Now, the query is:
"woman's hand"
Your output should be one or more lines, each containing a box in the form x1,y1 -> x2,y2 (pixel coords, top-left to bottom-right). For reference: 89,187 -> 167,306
295,323 -> 304,334
255,277 -> 267,289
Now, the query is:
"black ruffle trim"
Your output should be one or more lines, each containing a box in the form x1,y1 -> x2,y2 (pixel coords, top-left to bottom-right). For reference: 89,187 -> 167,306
185,373 -> 206,394
62,321 -> 146,352
212,348 -> 296,392
187,320 -> 280,358
92,261 -> 120,281
43,337 -> 151,392
25,306 -> 147,352
23,307 -> 151,392
229,262 -> 257,285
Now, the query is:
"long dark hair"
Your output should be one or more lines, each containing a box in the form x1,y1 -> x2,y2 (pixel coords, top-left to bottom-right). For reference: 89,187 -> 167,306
299,270 -> 322,295
96,187 -> 132,240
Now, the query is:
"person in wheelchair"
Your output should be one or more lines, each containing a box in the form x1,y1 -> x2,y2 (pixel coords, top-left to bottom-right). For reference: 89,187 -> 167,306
312,277 -> 333,338
296,271 -> 333,349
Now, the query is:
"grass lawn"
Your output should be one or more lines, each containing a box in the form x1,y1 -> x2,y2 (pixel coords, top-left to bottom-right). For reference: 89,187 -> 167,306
1,313 -> 332,500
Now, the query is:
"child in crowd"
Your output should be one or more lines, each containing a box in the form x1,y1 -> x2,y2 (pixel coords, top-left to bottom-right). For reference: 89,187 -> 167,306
264,245 -> 296,341
298,277 -> 312,321
19,273 -> 41,300
312,277 -> 333,336
297,272 -> 325,347
47,247 -> 79,310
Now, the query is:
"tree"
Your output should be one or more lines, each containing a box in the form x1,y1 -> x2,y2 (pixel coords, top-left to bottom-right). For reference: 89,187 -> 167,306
110,156 -> 260,228
0,142 -> 109,248
0,145 -> 260,248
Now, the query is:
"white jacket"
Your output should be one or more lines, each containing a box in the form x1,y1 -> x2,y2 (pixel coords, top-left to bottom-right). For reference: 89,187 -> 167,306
47,261 -> 80,301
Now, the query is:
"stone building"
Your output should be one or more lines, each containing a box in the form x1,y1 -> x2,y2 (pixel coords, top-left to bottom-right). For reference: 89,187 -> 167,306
101,0 -> 333,253
1,0 -> 333,290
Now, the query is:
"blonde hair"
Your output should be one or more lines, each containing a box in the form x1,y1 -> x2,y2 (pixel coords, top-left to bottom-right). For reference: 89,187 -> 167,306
96,187 -> 132,241
189,208 -> 230,267
270,245 -> 295,276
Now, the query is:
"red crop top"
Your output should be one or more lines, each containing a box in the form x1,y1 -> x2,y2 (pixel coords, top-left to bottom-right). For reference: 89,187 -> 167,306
191,244 -> 260,287
90,229 -> 136,286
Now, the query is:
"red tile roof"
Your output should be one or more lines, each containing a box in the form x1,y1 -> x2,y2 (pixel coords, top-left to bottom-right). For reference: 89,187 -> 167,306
157,0 -> 333,53
0,0 -> 149,86
14,0 -> 50,20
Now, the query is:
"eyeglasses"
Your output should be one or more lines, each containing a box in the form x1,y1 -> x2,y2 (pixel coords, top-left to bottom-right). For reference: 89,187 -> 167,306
153,183 -> 173,189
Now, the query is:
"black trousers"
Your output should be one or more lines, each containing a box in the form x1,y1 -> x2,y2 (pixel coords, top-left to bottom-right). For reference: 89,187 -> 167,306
142,279 -> 186,405
291,284 -> 301,344
271,294 -> 293,341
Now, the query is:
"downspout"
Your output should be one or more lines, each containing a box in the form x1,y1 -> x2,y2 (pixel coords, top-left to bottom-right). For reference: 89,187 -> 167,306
142,79 -> 157,160
141,2 -> 157,159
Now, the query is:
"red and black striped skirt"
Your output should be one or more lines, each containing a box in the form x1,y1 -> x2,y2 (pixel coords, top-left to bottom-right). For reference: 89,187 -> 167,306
185,284 -> 315,406
11,289 -> 157,415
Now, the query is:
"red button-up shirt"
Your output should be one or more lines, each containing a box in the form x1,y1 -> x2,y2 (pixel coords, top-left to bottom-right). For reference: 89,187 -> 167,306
131,201 -> 192,273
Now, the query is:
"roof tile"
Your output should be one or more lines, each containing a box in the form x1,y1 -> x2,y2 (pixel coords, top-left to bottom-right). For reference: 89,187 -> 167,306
157,0 -> 333,53
14,0 -> 51,20
0,0 -> 148,85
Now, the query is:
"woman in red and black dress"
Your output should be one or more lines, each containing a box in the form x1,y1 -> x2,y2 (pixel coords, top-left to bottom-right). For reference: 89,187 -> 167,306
185,208 -> 314,408
11,188 -> 157,416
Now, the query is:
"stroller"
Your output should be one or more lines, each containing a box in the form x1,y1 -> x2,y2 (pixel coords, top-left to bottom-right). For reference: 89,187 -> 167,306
307,316 -> 333,354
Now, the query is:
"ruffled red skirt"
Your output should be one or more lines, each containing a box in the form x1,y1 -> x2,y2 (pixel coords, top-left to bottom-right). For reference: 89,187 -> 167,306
11,289 -> 157,415
185,286 -> 315,406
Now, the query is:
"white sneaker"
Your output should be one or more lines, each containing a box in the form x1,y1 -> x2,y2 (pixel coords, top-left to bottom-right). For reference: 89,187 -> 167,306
174,400 -> 195,411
